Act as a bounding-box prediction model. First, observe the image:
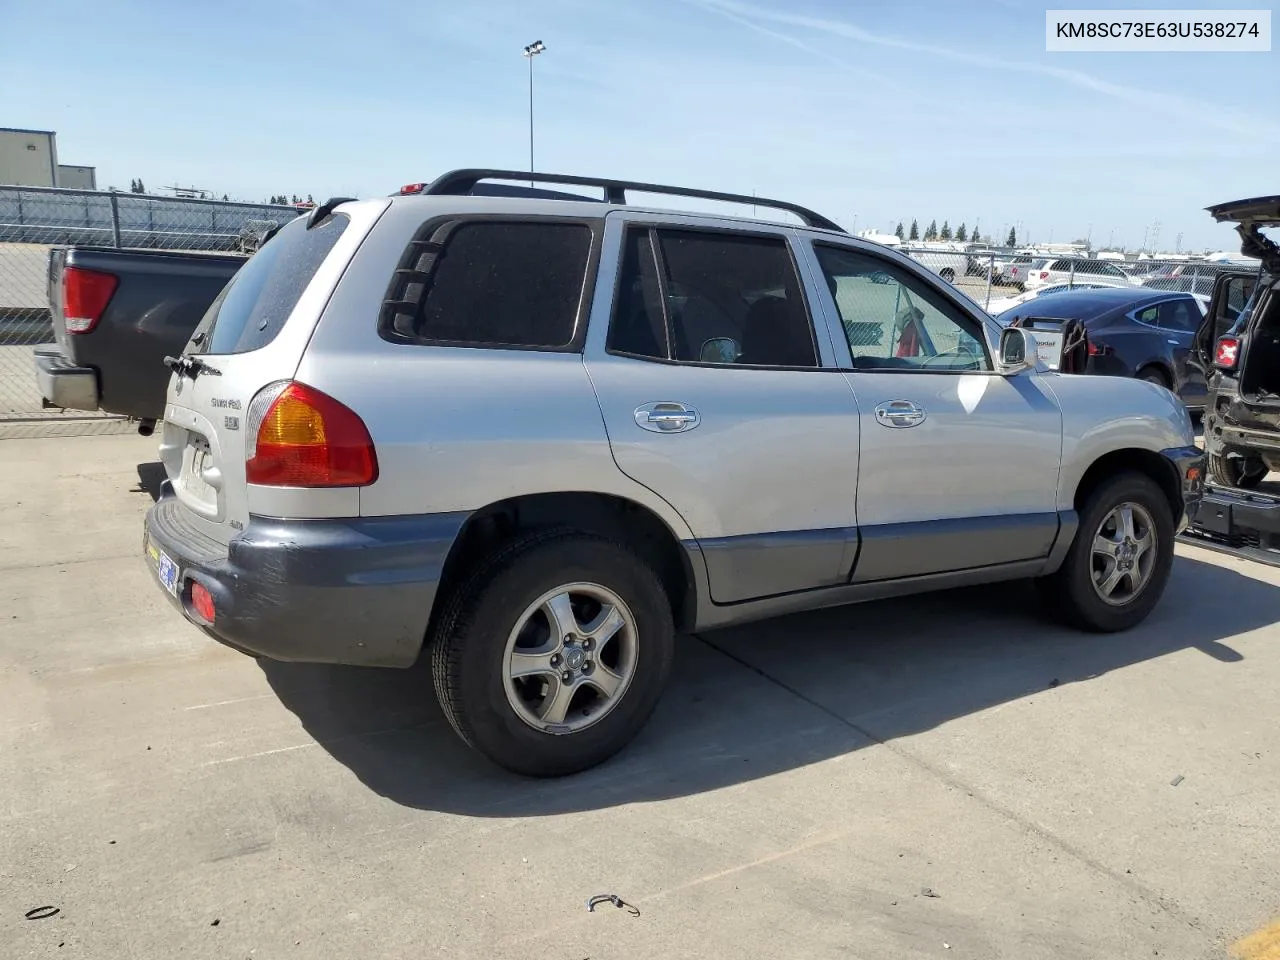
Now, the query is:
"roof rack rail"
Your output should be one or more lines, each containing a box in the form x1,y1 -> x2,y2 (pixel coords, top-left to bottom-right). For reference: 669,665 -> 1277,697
420,168 -> 845,233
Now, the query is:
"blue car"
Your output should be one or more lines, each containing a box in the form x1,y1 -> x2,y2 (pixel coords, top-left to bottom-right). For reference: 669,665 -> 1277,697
996,287 -> 1207,409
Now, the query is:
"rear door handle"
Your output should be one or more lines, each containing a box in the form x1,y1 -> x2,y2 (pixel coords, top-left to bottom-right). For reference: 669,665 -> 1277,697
874,399 -> 926,428
634,402 -> 700,433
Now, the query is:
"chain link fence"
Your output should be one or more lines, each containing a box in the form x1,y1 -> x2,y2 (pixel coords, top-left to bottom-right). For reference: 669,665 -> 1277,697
0,186 -> 300,436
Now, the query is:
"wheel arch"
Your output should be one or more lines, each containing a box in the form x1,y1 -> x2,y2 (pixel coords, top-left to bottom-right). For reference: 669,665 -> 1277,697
1135,360 -> 1173,387
432,491 -> 699,638
1072,448 -> 1181,521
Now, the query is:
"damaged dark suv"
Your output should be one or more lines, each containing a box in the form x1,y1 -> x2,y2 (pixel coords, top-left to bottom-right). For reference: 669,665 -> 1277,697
1196,196 -> 1280,488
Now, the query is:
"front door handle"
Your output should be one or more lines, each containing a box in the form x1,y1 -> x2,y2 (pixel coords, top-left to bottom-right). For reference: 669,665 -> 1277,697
874,399 -> 926,428
634,402 -> 701,434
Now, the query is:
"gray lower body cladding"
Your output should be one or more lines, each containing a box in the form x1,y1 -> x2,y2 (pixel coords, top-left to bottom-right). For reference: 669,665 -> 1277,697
144,493 -> 468,667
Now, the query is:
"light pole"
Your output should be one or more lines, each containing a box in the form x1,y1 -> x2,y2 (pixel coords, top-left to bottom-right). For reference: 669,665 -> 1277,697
523,40 -> 546,184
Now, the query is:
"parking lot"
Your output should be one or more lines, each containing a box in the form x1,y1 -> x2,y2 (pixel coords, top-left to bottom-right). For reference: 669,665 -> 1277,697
1,432 -> 1277,959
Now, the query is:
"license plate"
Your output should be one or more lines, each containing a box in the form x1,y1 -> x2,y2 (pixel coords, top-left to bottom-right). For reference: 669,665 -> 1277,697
156,547 -> 180,596
1031,331 -> 1065,370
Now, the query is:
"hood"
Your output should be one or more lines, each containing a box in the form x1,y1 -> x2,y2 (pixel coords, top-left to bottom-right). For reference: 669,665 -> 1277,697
1206,195 -> 1280,273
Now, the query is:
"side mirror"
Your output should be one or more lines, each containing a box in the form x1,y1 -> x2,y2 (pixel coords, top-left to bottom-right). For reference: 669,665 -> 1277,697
998,327 -> 1038,375
700,337 -> 740,364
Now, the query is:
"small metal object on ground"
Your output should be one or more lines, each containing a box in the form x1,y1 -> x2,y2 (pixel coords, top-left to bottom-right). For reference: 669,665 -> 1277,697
25,906 -> 59,920
586,894 -> 640,917
1170,775 -> 1185,787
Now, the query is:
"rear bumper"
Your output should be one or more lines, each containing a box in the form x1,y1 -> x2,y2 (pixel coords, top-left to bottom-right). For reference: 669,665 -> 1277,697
143,491 -> 469,667
33,347 -> 99,411
1186,485 -> 1280,561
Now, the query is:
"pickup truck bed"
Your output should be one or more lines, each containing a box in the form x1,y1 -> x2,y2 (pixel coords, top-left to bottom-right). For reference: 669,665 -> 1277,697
34,246 -> 244,422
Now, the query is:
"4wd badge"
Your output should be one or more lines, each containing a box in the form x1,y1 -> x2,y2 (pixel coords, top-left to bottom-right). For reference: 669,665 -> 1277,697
224,416 -> 240,431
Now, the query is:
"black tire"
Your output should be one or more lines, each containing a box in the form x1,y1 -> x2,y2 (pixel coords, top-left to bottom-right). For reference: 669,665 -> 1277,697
939,268 -> 956,283
1208,451 -> 1267,490
1137,365 -> 1171,389
1037,471 -> 1175,633
429,529 -> 675,777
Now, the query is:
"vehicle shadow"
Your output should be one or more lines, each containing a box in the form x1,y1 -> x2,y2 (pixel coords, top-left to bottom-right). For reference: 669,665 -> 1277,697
133,461 -> 166,502
258,553 -> 1265,817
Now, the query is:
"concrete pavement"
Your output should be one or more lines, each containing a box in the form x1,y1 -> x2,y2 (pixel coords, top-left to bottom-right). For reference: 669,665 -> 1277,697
1,434 -> 1278,959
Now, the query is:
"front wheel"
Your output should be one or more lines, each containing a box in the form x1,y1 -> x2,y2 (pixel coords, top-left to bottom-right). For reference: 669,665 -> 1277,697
429,530 -> 675,777
1037,471 -> 1175,632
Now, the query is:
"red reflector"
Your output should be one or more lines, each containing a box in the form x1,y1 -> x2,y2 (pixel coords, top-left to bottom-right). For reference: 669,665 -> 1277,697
399,182 -> 426,195
1088,341 -> 1101,356
63,266 -> 119,334
1215,336 -> 1240,369
245,382 -> 378,488
190,582 -> 215,623
1039,271 -> 1050,280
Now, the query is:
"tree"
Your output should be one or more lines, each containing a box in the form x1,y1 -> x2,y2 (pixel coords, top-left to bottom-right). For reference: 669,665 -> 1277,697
221,193 -> 229,201
894,222 -> 904,240
940,220 -> 952,241
955,222 -> 967,242
306,194 -> 314,204
291,194 -> 300,204
908,219 -> 919,241
133,179 -> 146,194
1007,226 -> 1017,247
925,219 -> 938,241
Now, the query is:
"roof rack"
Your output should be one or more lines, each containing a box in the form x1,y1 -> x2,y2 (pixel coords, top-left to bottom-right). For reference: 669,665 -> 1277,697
419,168 -> 845,233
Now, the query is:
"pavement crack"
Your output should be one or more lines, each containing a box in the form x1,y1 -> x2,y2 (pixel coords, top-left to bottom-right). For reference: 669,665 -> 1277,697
690,631 -> 1224,944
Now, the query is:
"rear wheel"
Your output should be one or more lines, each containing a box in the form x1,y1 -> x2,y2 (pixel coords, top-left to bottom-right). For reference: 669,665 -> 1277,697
429,529 -> 675,777
1137,365 -> 1171,388
939,268 -> 956,283
1208,450 -> 1267,489
1037,471 -> 1174,632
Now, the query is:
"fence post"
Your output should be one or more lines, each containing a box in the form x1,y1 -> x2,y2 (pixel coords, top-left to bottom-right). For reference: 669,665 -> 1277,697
984,253 -> 994,308
1069,259 -> 1076,289
108,191 -> 122,248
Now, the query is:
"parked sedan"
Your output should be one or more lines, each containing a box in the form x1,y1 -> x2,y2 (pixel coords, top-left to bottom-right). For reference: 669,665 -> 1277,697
995,287 -> 1208,409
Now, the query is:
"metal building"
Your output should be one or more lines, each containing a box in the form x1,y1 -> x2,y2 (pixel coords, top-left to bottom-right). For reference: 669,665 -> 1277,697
0,128 -> 96,189
0,127 -> 59,187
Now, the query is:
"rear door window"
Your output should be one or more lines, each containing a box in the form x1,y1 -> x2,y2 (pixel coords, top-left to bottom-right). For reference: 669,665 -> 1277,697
607,227 -> 819,367
191,213 -> 345,355
1156,298 -> 1199,332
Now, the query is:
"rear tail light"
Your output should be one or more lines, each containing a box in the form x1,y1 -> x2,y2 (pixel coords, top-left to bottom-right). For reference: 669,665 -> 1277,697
1215,336 -> 1240,370
63,266 -> 119,334
190,582 -> 216,623
1087,339 -> 1111,357
400,182 -> 426,195
245,381 -> 378,487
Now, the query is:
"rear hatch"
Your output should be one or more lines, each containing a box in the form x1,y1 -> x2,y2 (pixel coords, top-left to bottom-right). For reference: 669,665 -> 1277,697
157,202 -> 385,548
1207,195 -> 1280,275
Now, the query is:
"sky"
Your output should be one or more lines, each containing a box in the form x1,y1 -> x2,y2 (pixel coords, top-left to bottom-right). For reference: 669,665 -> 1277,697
2,0 -> 1276,252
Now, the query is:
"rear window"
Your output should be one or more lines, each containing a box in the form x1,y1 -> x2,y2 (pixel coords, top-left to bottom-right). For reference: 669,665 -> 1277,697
192,213 -> 348,355
381,220 -> 593,350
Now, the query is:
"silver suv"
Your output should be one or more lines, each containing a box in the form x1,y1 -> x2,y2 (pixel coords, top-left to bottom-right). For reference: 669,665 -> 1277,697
143,169 -> 1204,777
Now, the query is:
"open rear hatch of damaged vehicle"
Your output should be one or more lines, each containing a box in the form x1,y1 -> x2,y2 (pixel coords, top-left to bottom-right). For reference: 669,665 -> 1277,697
1206,195 -> 1280,275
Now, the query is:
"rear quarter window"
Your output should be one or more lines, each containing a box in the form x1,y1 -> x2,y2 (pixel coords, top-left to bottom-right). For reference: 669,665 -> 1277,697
380,219 -> 594,350
192,213 -> 347,355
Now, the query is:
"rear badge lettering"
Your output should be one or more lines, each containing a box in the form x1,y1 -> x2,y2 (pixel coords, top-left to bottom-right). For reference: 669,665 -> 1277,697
211,398 -> 241,410
224,416 -> 240,431
229,519 -> 244,531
